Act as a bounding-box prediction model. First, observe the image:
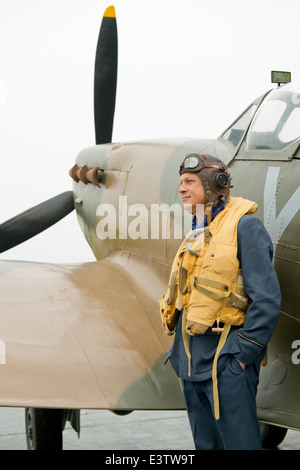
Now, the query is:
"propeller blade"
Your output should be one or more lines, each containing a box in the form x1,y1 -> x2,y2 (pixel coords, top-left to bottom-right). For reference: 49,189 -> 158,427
0,191 -> 74,253
94,5 -> 118,145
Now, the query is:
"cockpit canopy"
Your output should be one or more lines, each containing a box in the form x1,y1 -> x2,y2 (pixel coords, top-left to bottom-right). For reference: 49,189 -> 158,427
246,82 -> 300,151
221,81 -> 300,159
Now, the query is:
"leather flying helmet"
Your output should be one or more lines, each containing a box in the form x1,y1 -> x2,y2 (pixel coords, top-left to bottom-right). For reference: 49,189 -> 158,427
179,153 -> 232,207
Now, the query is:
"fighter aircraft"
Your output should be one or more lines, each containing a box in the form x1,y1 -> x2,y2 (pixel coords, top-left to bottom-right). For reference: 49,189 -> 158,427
0,6 -> 299,450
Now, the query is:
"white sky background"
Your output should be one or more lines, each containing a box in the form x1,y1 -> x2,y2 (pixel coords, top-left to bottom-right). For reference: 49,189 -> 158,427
0,0 -> 299,263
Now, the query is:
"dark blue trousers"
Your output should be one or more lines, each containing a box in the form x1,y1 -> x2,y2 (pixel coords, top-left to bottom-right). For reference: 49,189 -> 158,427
182,356 -> 262,450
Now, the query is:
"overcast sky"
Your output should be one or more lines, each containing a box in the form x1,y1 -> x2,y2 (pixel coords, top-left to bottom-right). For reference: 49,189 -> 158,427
1,0 -> 299,263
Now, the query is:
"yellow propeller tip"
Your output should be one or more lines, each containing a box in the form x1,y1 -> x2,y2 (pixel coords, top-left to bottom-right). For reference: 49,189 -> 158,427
104,6 -> 116,18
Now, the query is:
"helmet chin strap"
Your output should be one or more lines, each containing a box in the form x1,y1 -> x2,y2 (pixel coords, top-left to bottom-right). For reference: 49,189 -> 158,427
204,203 -> 213,243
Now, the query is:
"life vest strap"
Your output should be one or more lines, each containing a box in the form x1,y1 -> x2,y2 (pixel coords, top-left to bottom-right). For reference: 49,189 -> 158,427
212,323 -> 231,420
166,271 -> 177,305
181,308 -> 192,377
178,254 -> 191,295
193,276 -> 249,311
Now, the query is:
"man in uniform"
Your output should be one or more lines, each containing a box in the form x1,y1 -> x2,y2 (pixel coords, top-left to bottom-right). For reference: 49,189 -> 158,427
160,153 -> 281,450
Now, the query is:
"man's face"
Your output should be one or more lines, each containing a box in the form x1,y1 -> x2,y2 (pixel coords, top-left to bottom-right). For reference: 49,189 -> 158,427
179,172 -> 206,215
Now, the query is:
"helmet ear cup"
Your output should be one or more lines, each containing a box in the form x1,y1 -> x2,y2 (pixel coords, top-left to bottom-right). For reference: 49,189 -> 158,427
213,172 -> 229,189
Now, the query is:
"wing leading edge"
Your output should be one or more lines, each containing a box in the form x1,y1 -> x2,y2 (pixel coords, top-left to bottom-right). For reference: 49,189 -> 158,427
0,255 -> 184,410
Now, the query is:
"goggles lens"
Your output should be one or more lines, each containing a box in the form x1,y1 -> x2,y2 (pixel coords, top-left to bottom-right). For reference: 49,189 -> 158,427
183,155 -> 201,170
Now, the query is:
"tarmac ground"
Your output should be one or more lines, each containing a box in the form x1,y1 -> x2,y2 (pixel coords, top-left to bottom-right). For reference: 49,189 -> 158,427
0,407 -> 299,451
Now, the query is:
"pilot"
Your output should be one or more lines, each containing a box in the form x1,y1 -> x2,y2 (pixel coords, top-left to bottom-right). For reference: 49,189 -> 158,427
160,153 -> 281,450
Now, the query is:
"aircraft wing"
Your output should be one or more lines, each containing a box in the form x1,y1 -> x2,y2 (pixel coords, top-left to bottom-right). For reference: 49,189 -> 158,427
0,254 -> 184,410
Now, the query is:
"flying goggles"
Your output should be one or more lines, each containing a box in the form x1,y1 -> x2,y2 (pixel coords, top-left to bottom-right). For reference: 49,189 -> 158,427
179,153 -> 230,189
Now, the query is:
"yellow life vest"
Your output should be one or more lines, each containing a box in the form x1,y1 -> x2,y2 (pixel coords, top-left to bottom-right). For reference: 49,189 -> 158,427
160,196 -> 258,336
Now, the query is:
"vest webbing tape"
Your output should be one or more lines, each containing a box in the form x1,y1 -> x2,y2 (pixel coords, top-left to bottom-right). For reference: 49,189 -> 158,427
182,308 -> 192,377
212,323 -> 231,420
193,276 -> 249,311
178,251 -> 192,295
166,271 -> 177,305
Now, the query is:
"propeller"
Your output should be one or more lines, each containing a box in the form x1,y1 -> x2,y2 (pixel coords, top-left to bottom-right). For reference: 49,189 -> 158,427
0,6 -> 118,253
94,5 -> 118,144
0,192 -> 75,253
